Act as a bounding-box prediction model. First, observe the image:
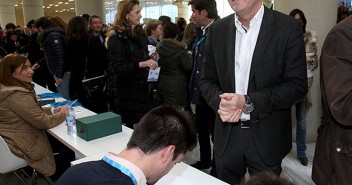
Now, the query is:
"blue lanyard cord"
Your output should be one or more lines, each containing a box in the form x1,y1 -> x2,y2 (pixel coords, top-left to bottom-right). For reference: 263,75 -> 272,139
103,156 -> 138,185
195,33 -> 208,49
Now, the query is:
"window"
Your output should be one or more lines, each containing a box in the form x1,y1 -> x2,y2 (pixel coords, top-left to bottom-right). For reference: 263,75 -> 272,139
105,0 -> 178,24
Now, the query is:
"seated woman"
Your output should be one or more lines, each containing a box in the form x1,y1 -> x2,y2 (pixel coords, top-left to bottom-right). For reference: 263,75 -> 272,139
0,54 -> 68,176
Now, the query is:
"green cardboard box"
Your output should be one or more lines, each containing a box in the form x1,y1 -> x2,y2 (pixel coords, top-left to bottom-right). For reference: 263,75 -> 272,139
76,112 -> 122,141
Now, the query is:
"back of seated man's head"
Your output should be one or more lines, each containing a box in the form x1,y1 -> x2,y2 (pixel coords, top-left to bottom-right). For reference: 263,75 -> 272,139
127,105 -> 197,160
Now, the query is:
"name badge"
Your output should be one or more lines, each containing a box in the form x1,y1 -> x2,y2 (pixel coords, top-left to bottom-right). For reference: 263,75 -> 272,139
147,67 -> 161,82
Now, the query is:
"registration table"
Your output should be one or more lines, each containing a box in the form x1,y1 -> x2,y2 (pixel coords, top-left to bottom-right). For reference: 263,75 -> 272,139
34,84 -> 228,185
71,151 -> 229,185
34,83 -> 133,158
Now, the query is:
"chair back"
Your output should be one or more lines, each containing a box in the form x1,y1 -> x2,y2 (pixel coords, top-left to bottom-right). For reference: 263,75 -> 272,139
0,135 -> 28,174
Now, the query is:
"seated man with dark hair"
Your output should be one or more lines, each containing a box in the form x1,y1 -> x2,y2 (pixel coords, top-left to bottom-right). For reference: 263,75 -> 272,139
57,105 -> 197,185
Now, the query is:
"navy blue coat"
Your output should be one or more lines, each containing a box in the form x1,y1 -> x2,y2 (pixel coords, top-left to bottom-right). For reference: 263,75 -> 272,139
39,27 -> 66,78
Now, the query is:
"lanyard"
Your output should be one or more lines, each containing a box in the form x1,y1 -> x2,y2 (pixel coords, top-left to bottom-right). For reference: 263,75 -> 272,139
195,33 -> 208,49
103,156 -> 138,185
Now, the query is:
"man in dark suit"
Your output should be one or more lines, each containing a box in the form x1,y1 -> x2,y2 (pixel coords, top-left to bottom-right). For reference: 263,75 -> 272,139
199,0 -> 307,184
188,0 -> 218,173
87,15 -> 108,78
85,15 -> 109,113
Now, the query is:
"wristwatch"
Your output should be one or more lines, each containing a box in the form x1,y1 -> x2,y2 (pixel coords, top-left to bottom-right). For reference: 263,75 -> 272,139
243,95 -> 254,114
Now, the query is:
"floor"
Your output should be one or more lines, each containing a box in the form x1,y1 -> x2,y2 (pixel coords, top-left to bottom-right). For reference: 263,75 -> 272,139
183,142 -> 316,185
0,143 -> 316,185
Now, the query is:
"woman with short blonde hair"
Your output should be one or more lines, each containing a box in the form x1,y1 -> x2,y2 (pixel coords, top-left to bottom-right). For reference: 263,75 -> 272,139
145,19 -> 163,46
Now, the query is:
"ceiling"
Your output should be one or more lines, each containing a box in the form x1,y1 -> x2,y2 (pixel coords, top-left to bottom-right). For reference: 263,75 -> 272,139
42,0 -> 76,14
13,0 -> 76,14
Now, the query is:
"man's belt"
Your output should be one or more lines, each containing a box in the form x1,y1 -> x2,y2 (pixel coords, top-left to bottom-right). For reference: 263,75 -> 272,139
233,120 -> 250,129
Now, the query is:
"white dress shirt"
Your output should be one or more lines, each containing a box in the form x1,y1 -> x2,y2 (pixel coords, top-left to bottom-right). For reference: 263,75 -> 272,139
234,4 -> 264,120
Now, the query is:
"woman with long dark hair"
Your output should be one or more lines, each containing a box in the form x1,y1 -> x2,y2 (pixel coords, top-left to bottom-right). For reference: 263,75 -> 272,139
66,16 -> 108,113
66,16 -> 89,103
289,8 -> 318,166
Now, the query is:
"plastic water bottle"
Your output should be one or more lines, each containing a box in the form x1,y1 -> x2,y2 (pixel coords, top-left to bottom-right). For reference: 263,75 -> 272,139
66,105 -> 77,136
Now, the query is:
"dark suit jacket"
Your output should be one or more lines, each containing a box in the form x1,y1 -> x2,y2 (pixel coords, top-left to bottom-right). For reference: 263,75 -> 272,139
199,7 -> 308,166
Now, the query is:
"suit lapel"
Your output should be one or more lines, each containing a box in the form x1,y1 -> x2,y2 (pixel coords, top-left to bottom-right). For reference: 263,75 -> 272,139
249,7 -> 275,85
225,14 -> 236,91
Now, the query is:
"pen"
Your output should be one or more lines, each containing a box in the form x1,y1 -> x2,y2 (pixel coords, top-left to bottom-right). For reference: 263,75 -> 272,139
71,99 -> 78,106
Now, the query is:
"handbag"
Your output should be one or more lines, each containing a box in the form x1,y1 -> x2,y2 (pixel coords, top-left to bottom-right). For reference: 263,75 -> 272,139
82,75 -> 109,102
81,36 -> 110,103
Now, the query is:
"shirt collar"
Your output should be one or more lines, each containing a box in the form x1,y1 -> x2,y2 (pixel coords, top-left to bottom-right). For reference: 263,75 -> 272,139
234,4 -> 264,32
201,19 -> 215,35
93,32 -> 101,36
105,153 -> 147,185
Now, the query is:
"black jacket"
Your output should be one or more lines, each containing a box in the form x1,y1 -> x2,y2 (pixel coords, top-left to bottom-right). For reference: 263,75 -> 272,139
107,30 -> 154,127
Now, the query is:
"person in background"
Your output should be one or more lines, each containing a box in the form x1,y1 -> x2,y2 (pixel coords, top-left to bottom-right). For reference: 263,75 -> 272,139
337,2 -> 349,23
3,23 -> 29,49
176,17 -> 187,41
145,19 -> 163,47
5,23 -> 17,31
89,15 -> 105,44
0,54 -> 68,178
0,27 -> 7,59
81,13 -> 91,23
47,16 -> 67,31
0,26 -> 5,41
188,0 -> 218,174
157,22 -> 193,109
35,17 -> 70,99
4,30 -> 20,54
65,16 -> 90,105
87,15 -> 110,112
88,15 -> 108,78
199,0 -> 307,184
102,23 -> 110,34
106,0 -> 159,128
182,21 -> 197,51
66,16 -> 108,113
20,19 -> 57,93
56,105 -> 197,185
289,8 -> 318,166
312,16 -> 352,185
158,15 -> 171,26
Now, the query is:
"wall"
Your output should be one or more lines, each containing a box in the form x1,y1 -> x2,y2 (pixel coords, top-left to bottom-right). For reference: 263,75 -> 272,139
275,0 -> 337,143
14,6 -> 24,27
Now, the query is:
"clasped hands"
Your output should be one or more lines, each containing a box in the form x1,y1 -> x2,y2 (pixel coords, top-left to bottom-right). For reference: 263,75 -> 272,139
218,93 -> 246,123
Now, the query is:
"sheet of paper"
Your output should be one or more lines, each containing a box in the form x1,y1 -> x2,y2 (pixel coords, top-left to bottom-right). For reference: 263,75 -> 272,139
156,173 -> 192,185
74,109 -> 83,115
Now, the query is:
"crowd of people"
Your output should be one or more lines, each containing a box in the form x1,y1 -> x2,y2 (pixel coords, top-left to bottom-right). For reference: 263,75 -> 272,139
0,0 -> 351,184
